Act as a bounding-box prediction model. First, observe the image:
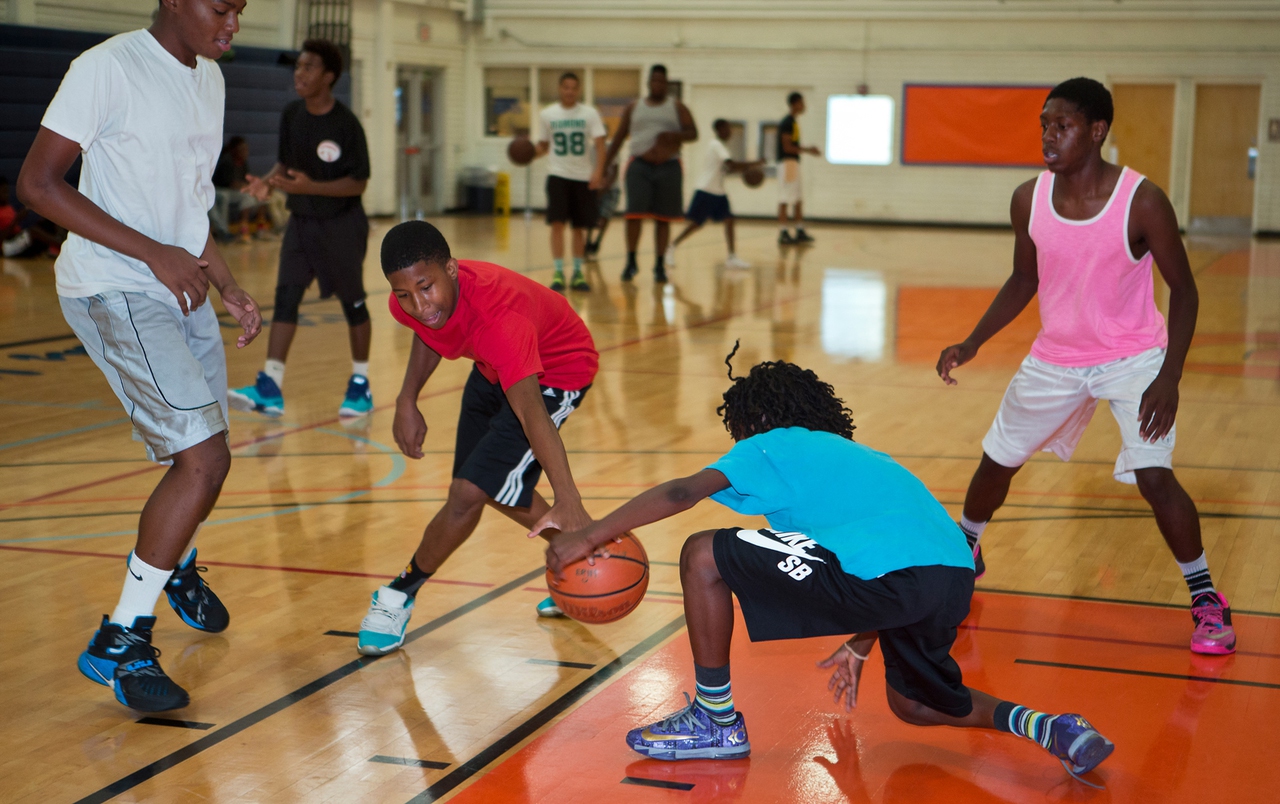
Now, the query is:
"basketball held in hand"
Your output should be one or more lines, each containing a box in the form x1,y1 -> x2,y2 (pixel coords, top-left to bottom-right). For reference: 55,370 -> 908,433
742,165 -> 765,187
508,137 -> 536,166
546,532 -> 649,624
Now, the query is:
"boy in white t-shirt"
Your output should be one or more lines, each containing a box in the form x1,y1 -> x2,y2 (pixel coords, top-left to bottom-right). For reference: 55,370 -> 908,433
670,119 -> 762,269
534,72 -> 606,291
16,0 -> 261,712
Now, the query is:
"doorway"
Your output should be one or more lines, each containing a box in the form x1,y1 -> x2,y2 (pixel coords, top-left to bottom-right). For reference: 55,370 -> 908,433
396,66 -> 441,218
1190,83 -> 1261,234
1108,84 -> 1175,193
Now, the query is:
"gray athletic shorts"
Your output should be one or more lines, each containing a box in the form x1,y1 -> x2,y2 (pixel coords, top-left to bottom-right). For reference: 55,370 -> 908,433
60,292 -> 229,462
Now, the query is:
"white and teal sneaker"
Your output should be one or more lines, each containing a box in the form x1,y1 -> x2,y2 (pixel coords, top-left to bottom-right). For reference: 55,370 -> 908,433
536,596 -> 564,618
228,372 -> 284,417
339,374 -> 373,418
357,586 -> 413,655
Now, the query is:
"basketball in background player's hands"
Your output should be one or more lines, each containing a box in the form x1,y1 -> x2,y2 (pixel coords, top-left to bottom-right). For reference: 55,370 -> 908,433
508,136 -> 536,166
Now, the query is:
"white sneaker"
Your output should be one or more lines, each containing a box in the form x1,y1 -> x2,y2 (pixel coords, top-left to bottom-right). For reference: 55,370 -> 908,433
725,254 -> 750,269
664,245 -> 676,268
357,586 -> 414,655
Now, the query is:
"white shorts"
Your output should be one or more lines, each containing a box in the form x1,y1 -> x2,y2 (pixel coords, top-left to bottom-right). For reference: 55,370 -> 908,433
778,159 -> 802,205
982,347 -> 1174,484
61,292 -> 228,462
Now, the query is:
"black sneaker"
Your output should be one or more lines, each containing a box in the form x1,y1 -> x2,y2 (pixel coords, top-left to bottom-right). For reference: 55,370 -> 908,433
584,241 -> 599,258
778,231 -> 796,245
654,264 -> 668,284
77,615 -> 190,712
794,229 -> 815,244
621,262 -> 639,282
550,270 -> 566,291
166,549 -> 230,633
570,271 -> 590,291
963,530 -> 986,580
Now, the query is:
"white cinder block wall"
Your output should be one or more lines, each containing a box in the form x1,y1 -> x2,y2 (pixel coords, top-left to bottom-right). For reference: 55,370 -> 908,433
7,0 -> 1280,230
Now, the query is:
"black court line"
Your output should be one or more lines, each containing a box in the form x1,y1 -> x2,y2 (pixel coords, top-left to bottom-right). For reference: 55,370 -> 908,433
526,658 -> 595,670
406,614 -> 688,803
73,566 -> 546,804
0,333 -> 79,350
370,755 -> 451,770
975,586 -> 1280,619
622,776 -> 694,791
136,717 -> 215,730
1016,659 -> 1280,690
324,630 -> 359,638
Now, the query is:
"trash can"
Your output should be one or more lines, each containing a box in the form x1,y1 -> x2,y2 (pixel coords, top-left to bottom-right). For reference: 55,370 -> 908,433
458,167 -> 497,214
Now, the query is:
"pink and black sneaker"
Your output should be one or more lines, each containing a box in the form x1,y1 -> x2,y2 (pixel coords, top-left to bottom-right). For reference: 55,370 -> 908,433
1190,592 -> 1236,655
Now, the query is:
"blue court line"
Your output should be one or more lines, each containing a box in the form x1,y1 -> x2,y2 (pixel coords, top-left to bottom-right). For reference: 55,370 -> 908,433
0,428 -> 406,544
0,417 -> 130,452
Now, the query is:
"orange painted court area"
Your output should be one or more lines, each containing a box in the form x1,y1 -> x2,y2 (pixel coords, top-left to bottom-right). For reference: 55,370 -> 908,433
454,592 -> 1280,803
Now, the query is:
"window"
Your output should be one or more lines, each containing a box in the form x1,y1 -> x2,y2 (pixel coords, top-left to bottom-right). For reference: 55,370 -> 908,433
826,95 -> 894,165
759,123 -> 779,165
485,67 -> 531,136
593,68 -> 642,138
723,121 -> 747,162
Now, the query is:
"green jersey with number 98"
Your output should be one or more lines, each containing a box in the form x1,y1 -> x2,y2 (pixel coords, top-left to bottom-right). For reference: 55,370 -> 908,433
538,102 -> 607,182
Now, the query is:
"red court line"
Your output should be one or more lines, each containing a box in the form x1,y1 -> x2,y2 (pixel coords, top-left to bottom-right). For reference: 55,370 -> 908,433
0,544 -> 493,587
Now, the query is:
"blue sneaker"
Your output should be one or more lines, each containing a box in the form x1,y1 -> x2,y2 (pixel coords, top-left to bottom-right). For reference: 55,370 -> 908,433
626,693 -> 751,760
536,596 -> 564,618
357,586 -> 414,655
228,372 -> 284,417
339,374 -> 373,418
77,615 -> 190,712
1046,714 -> 1114,785
165,549 -> 229,633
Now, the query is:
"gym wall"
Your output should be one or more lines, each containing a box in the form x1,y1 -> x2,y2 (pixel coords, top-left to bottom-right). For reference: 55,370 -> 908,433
4,0 -> 1279,231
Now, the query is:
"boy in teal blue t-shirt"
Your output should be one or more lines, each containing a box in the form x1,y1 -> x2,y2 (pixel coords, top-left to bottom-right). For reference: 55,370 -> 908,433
542,350 -> 1114,785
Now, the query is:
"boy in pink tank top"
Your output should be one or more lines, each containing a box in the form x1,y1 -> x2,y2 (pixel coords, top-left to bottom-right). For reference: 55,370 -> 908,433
936,78 -> 1235,655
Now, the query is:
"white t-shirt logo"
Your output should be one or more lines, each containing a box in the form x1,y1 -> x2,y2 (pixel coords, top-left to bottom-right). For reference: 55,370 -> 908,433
317,140 -> 342,162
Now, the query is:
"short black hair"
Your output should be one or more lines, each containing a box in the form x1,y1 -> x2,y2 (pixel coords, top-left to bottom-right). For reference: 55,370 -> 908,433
1046,77 -> 1113,126
650,64 -> 667,76
380,220 -> 451,275
302,39 -> 344,86
559,72 -> 579,86
787,91 -> 804,106
717,341 -> 856,441
712,118 -> 729,129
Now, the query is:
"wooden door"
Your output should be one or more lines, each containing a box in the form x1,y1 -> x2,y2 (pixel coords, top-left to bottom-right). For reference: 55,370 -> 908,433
1108,84 -> 1175,193
1190,84 -> 1261,223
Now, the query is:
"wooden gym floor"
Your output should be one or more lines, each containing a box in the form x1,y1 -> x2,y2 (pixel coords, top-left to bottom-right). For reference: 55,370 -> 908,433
1,216 -> 1278,802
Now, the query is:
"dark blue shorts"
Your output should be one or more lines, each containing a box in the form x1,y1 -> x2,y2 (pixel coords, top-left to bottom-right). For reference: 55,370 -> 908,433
685,190 -> 731,225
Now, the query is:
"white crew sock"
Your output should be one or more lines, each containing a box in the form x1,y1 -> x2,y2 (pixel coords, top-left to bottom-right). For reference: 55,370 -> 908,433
264,358 -> 286,388
111,553 -> 174,627
352,361 -> 370,378
959,514 -> 988,542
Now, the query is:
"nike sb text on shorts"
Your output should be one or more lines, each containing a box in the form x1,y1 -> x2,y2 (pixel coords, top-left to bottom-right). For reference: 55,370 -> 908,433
712,527 -> 975,717
60,292 -> 228,462
452,365 -> 588,509
982,347 -> 1174,484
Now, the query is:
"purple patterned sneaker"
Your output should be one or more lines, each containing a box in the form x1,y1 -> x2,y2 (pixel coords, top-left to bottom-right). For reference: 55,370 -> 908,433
1046,714 -> 1114,786
1190,592 -> 1236,655
626,693 -> 751,761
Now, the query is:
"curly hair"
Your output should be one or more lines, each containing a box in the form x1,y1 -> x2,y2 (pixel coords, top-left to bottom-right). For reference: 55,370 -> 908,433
716,341 -> 856,441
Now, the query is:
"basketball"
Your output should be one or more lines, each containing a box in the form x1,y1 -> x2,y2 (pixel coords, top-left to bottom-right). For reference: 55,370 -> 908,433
546,532 -> 649,624
508,137 -> 536,166
742,165 -> 765,187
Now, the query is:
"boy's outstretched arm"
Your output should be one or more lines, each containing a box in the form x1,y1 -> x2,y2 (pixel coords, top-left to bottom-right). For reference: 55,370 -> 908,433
541,469 -> 731,576
937,179 -> 1040,385
507,375 -> 595,535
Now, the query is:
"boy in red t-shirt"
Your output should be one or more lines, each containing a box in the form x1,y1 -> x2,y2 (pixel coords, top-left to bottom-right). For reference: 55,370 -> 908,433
357,220 -> 599,655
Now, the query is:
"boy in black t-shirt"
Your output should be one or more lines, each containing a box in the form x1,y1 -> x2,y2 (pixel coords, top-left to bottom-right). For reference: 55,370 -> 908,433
777,92 -> 819,245
231,39 -> 374,419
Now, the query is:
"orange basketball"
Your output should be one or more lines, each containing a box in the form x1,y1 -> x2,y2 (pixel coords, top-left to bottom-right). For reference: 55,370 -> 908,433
742,165 -> 765,187
546,532 -> 649,624
508,137 -> 536,166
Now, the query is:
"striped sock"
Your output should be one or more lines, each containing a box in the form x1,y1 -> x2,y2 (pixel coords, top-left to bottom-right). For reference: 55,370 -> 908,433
693,664 -> 736,726
1177,552 -> 1216,599
994,701 -> 1057,749
959,515 -> 987,550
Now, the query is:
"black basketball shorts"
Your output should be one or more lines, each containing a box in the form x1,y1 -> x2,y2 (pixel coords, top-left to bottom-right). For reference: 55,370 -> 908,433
278,206 -> 369,304
453,365 -> 588,509
712,527 -> 976,718
546,175 -> 598,229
